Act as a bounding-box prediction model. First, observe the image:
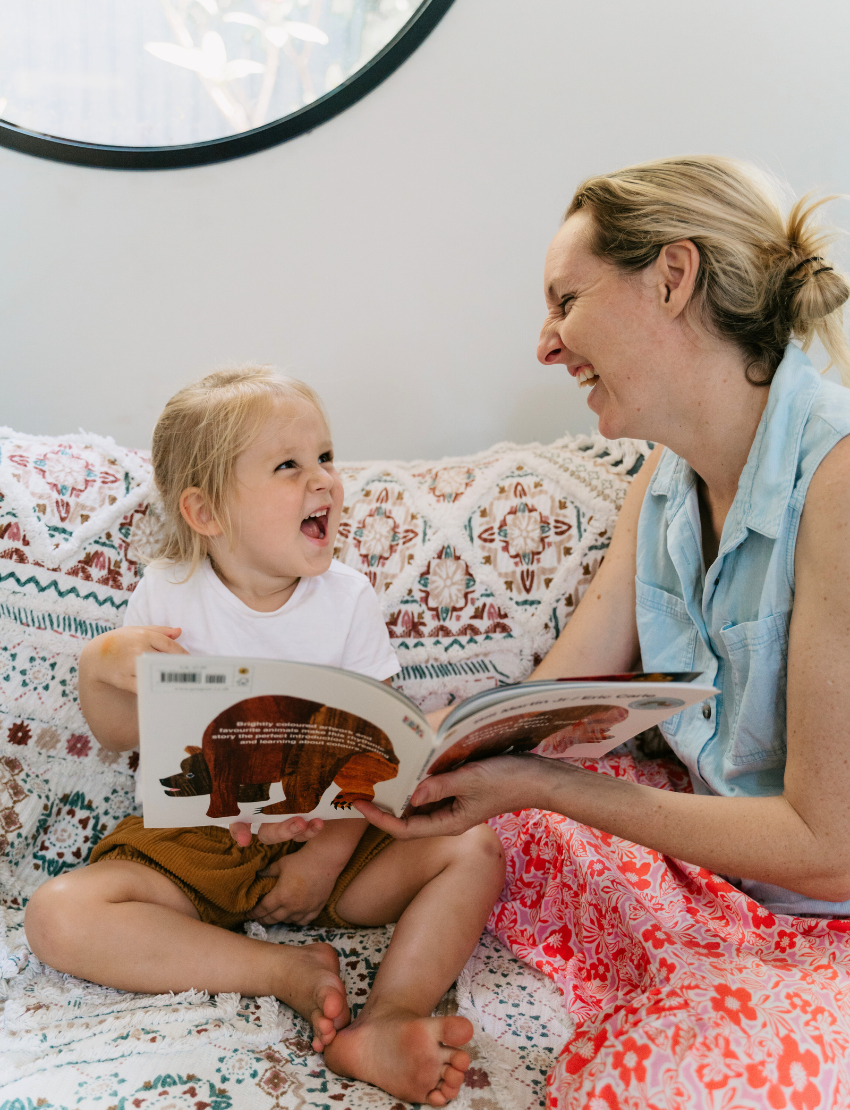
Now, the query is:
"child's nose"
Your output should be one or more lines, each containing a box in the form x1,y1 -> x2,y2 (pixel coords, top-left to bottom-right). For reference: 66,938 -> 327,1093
307,465 -> 333,489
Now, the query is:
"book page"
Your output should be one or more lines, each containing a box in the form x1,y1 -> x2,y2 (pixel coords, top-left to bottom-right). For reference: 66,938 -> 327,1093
138,655 -> 433,828
425,681 -> 715,776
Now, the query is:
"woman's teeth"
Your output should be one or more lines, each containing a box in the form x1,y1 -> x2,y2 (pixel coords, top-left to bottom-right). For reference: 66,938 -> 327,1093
576,367 -> 598,388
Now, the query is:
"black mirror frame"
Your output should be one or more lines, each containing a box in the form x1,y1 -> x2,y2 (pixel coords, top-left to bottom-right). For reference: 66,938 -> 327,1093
0,0 -> 455,170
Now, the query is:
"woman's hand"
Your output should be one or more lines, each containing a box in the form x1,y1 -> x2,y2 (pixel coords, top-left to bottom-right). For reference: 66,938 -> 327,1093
355,754 -> 551,838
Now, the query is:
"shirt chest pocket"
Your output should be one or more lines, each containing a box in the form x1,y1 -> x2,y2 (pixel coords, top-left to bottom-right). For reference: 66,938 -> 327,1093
635,578 -> 701,737
719,612 -> 789,766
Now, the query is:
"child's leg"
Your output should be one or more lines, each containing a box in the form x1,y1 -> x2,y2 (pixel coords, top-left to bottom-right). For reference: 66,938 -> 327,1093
324,823 -> 506,1107
25,860 -> 348,1051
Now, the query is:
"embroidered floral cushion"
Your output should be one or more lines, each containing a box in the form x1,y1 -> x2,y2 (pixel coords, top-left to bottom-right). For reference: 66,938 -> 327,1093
0,427 -> 647,947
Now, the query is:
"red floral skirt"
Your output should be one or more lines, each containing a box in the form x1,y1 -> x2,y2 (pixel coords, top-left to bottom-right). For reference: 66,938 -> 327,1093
487,753 -> 850,1109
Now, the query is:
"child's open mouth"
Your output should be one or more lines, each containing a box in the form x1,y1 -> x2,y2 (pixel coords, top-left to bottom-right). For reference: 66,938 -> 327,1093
301,510 -> 329,541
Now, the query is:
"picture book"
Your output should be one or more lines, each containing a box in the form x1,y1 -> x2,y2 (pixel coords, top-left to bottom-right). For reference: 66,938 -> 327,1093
137,654 -> 716,829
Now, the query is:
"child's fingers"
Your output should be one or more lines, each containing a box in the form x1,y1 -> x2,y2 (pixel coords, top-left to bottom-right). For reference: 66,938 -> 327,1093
148,632 -> 189,655
256,816 -> 322,844
250,888 -> 286,919
229,821 -> 254,847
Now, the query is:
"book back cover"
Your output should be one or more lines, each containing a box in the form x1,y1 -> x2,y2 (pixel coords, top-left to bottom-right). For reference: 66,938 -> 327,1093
138,655 -> 429,828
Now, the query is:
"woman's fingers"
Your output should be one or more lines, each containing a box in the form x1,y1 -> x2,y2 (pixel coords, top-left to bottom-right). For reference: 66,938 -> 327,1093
356,756 -> 546,839
353,800 -> 415,835
409,767 -> 467,808
354,797 -> 471,839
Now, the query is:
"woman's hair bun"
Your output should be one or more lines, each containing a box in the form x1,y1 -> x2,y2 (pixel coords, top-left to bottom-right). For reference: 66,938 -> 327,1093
782,196 -> 850,370
786,254 -> 850,326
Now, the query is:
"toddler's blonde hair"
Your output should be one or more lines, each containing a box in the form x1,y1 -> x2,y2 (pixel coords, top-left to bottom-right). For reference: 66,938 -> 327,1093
566,155 -> 850,385
150,366 -> 327,575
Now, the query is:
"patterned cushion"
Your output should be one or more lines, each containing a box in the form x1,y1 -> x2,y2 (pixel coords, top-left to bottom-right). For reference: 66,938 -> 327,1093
334,435 -> 647,709
0,427 -> 648,949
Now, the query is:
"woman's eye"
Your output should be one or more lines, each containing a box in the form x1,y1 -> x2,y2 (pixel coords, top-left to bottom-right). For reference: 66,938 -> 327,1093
275,460 -> 297,471
559,296 -> 574,315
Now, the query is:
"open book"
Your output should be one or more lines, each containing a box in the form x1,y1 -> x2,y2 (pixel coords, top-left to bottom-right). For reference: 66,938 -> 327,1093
137,654 -> 716,828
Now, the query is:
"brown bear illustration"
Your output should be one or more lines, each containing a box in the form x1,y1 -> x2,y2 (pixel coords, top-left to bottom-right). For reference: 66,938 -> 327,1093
160,747 -> 271,803
161,694 -> 399,819
427,703 -> 629,775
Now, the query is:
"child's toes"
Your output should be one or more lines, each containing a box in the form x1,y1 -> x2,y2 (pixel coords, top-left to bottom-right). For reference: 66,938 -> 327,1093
311,1011 -> 337,1051
425,1054 -> 469,1105
441,1062 -> 468,1089
442,1015 -> 474,1048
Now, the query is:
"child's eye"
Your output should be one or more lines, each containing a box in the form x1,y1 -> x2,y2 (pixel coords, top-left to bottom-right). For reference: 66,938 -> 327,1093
275,460 -> 297,471
319,451 -> 334,465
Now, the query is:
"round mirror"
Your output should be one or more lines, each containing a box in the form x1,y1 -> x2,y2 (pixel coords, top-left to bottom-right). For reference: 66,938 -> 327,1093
0,0 -> 454,168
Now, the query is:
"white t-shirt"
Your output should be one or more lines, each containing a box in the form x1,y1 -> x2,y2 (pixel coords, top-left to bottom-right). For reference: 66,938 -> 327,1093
126,559 -> 399,677
125,559 -> 400,805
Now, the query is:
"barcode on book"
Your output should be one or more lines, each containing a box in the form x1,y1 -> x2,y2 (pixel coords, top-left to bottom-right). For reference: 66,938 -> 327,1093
159,671 -> 228,685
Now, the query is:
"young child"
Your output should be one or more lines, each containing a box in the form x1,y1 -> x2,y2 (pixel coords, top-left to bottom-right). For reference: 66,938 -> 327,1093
25,368 -> 505,1107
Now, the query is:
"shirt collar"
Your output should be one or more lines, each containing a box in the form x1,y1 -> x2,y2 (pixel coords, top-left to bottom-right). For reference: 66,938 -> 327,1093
648,344 -> 821,542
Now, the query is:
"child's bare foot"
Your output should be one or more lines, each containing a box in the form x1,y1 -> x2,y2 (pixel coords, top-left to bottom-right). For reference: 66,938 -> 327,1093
273,942 -> 349,1052
323,1007 -> 473,1105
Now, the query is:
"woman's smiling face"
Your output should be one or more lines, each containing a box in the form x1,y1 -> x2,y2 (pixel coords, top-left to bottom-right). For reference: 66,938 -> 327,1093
537,210 -> 673,440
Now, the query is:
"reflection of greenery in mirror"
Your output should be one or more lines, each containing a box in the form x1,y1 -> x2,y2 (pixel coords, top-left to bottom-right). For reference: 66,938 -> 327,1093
0,0 -> 451,164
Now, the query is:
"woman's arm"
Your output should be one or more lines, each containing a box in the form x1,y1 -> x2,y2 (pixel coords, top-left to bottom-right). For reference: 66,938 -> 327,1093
360,438 -> 850,902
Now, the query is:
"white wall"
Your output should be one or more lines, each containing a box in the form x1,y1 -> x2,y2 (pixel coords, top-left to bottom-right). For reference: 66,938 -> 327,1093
3,0 -> 850,461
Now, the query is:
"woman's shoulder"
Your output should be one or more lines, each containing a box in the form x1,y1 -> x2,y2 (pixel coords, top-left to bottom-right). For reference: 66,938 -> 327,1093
808,376 -> 850,437
797,379 -> 850,496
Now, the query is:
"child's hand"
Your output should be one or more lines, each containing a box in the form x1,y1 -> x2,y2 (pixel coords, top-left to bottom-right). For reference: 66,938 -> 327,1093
79,625 -> 188,752
249,848 -> 340,925
81,625 -> 188,695
229,816 -> 325,848
248,818 -> 365,925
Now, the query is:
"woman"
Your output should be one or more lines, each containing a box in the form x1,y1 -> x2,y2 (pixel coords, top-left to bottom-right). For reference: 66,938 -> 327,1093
358,157 -> 850,1106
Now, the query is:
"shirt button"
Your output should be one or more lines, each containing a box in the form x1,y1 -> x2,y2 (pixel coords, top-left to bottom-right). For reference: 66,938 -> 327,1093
702,702 -> 712,720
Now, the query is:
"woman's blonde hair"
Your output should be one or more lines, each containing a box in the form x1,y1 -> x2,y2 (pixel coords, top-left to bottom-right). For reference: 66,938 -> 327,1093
566,155 -> 850,385
150,366 -> 327,574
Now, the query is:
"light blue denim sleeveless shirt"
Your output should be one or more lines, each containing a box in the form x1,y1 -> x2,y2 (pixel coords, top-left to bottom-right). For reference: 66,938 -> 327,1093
636,344 -> 850,916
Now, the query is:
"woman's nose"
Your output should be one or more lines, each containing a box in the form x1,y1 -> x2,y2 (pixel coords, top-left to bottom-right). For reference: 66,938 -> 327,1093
537,323 -> 566,366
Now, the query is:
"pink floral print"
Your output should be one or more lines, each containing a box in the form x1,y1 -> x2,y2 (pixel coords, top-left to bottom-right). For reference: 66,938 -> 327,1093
488,753 -> 850,1108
